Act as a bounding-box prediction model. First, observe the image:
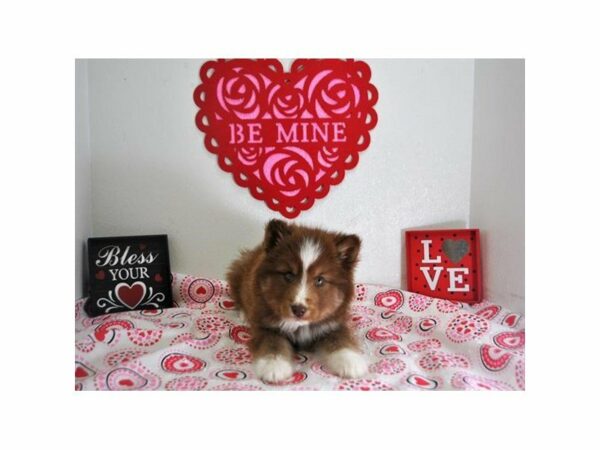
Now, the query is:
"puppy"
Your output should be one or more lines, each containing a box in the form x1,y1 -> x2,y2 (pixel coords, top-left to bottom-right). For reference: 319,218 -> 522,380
227,219 -> 368,383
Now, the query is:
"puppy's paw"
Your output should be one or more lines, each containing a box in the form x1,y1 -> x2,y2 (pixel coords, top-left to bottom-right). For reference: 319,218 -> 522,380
253,355 -> 294,383
325,348 -> 368,378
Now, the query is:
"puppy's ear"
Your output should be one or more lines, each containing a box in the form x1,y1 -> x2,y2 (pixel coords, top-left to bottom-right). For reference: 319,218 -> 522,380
264,219 -> 291,252
335,234 -> 361,269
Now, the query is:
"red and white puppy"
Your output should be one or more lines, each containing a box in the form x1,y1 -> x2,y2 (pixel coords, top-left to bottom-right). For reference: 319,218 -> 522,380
227,219 -> 367,383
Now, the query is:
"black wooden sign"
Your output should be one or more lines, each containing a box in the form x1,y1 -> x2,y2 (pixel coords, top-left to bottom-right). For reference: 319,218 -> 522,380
84,234 -> 173,317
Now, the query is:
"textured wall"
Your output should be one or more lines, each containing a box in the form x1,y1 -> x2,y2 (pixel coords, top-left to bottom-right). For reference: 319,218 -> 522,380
470,60 -> 525,313
75,60 -> 92,297
85,59 -> 475,288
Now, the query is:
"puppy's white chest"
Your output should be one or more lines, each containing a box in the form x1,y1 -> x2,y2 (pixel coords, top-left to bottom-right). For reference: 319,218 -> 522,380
278,320 -> 339,346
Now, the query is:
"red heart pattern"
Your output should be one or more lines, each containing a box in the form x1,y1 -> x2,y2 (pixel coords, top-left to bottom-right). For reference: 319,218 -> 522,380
161,353 -> 206,373
380,310 -> 397,320
374,290 -> 404,311
446,313 -> 489,343
493,330 -> 525,350
389,316 -> 413,334
416,317 -> 439,336
502,313 -> 520,328
214,369 -> 247,381
229,325 -> 252,344
214,347 -> 252,365
436,299 -> 463,314
480,344 -> 513,371
406,374 -> 440,390
419,351 -> 470,371
265,371 -> 308,386
451,372 -> 514,391
407,338 -> 442,353
193,59 -> 378,218
369,357 -> 406,375
94,319 -> 134,345
378,344 -> 406,356
127,328 -> 163,347
105,349 -> 148,367
337,379 -> 392,391
476,305 -> 501,320
95,361 -> 160,391
408,294 -> 433,312
165,376 -> 208,391
219,299 -> 236,310
75,361 -> 96,379
75,271 -> 524,390
366,327 -> 400,342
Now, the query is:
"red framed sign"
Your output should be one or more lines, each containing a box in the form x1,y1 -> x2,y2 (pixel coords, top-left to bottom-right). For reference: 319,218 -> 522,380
405,229 -> 483,303
193,59 -> 378,218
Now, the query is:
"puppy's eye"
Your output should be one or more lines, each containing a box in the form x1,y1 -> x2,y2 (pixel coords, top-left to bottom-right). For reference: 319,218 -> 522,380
283,272 -> 295,283
315,276 -> 325,287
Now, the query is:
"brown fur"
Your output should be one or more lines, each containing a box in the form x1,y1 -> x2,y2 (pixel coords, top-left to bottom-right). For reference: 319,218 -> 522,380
226,219 -> 363,378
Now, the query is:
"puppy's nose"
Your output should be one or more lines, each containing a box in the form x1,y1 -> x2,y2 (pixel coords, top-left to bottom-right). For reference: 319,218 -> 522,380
291,304 -> 307,318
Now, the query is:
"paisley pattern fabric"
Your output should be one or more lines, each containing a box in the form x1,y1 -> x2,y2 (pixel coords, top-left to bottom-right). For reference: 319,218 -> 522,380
75,274 -> 525,390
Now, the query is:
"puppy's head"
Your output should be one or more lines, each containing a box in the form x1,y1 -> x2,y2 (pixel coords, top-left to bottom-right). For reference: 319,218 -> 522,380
257,219 -> 361,325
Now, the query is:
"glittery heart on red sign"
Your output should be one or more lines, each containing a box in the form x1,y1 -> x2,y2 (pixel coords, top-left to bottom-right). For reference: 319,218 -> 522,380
193,59 -> 378,218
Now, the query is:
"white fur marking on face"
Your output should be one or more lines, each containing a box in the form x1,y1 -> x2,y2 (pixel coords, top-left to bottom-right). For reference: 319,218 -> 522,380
324,348 -> 368,379
294,239 -> 322,306
300,238 -> 322,269
253,355 -> 294,383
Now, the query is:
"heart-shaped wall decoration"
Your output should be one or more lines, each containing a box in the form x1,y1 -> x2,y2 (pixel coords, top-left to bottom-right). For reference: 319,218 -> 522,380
193,59 -> 378,218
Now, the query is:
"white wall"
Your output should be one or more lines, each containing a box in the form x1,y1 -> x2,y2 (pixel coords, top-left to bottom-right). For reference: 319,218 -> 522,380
85,59 -> 475,288
75,60 -> 93,297
470,60 -> 525,313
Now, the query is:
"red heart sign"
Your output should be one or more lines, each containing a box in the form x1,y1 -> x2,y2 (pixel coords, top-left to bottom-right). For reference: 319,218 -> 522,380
194,59 -> 378,218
